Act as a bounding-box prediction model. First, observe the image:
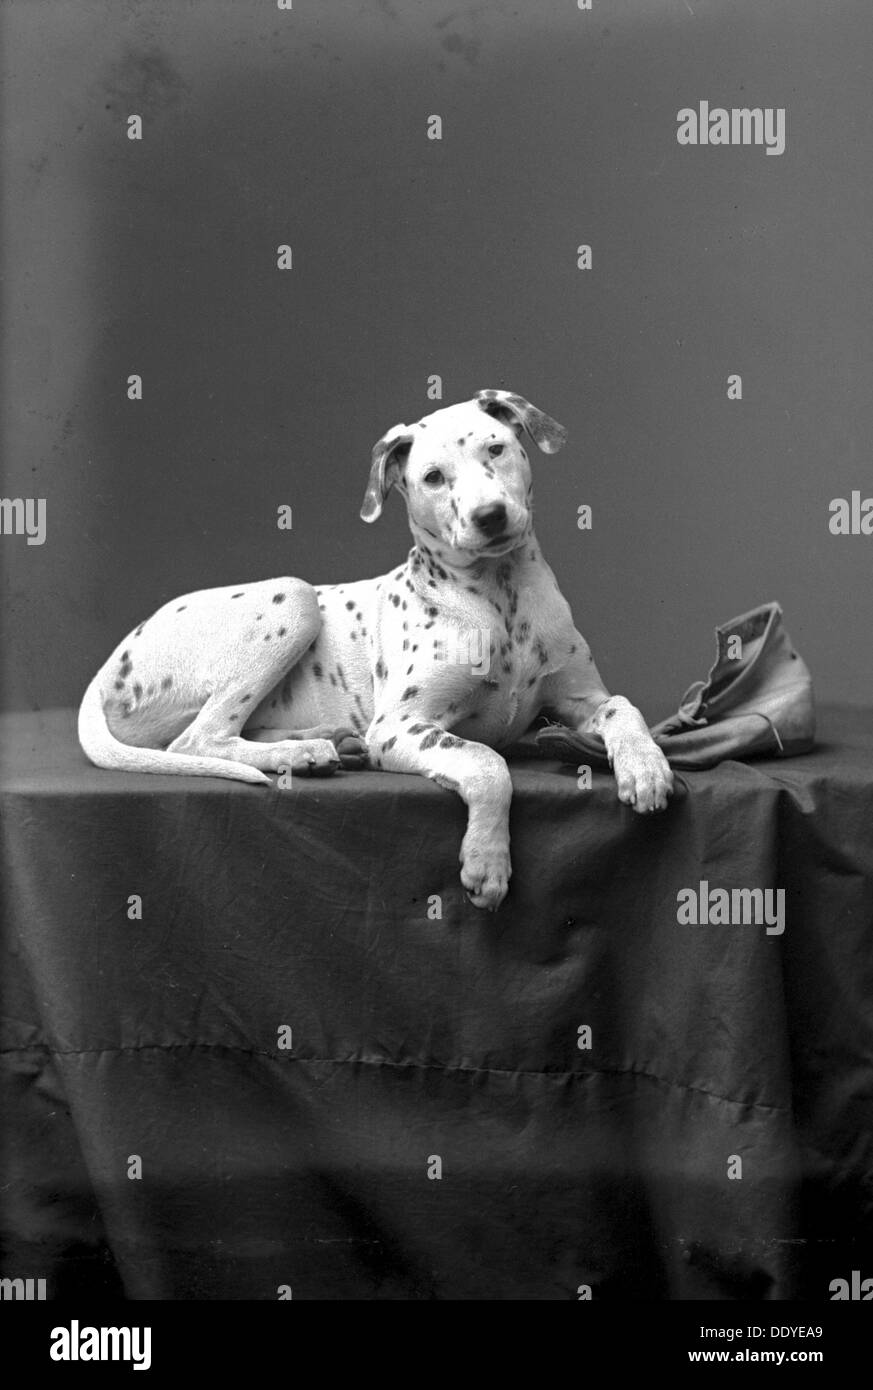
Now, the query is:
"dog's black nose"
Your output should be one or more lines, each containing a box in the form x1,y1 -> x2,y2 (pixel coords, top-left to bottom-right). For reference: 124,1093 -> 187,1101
472,502 -> 507,536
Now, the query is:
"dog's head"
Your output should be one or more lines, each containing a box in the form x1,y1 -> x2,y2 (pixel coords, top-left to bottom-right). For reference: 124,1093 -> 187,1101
360,390 -> 567,565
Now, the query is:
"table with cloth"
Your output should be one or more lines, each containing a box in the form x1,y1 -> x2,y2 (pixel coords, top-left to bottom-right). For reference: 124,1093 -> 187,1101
1,705 -> 871,1300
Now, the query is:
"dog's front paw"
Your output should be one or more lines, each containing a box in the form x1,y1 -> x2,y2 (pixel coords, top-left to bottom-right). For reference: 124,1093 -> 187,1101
612,739 -> 673,813
460,834 -> 511,912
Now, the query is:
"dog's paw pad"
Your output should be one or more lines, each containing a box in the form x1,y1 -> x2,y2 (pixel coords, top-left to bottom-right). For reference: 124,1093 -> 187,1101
331,730 -> 369,769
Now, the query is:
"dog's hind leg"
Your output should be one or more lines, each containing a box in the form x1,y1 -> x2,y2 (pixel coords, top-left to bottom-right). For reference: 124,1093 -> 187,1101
158,580 -> 344,777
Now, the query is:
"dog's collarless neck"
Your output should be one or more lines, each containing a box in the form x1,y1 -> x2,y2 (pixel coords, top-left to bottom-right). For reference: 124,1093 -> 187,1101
405,535 -> 541,592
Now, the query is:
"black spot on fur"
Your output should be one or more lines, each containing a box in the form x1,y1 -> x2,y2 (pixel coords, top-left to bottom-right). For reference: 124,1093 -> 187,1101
605,708 -> 616,720
114,679 -> 125,691
408,723 -> 428,735
134,623 -> 145,637
273,593 -> 285,604
240,693 -> 252,703
439,735 -> 461,749
133,682 -> 143,699
229,714 -> 238,722
401,686 -> 419,701
232,592 -> 244,598
375,658 -> 386,679
176,606 -> 187,612
278,627 -> 287,637
390,593 -> 401,607
313,662 -> 324,678
329,674 -> 337,687
345,600 -> 354,610
382,735 -> 397,752
419,730 -> 441,750
161,675 -> 173,690
336,665 -> 349,691
264,633 -> 272,641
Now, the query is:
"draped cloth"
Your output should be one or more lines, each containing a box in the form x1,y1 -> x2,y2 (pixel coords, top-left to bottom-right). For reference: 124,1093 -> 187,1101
1,702 -> 871,1300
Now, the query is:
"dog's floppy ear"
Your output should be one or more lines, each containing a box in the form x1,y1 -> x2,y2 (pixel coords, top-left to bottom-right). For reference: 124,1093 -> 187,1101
474,389 -> 567,454
360,423 -> 415,522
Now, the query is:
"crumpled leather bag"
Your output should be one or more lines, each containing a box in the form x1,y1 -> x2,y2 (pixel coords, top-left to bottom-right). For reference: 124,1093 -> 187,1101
530,602 -> 815,771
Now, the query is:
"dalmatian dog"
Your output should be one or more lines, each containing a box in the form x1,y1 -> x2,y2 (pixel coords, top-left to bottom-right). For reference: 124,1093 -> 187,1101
79,389 -> 673,910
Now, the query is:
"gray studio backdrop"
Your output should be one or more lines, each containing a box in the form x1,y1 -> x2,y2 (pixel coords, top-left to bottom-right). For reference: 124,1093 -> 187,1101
2,0 -> 872,719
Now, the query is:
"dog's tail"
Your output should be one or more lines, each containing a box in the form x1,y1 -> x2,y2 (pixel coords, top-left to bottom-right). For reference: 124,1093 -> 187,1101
77,675 -> 271,786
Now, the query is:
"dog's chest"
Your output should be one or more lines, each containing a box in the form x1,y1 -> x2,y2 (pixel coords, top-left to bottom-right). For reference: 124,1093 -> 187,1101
434,561 -> 576,745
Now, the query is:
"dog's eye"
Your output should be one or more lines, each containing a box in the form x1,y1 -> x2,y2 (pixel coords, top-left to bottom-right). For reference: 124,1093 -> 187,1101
488,444 -> 504,458
423,468 -> 445,486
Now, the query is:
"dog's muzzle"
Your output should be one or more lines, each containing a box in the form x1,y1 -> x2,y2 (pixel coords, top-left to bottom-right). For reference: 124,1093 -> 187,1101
471,503 -> 508,537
